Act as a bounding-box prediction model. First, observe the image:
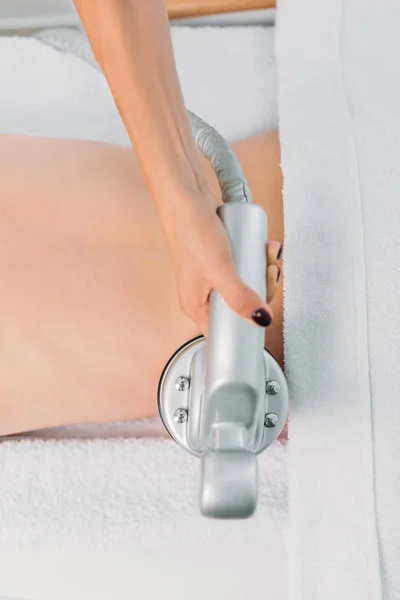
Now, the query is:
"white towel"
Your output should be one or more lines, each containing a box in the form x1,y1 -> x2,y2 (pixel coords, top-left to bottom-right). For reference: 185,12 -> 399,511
0,29 -> 287,599
0,438 -> 288,599
0,28 -> 277,143
276,0 -> 400,598
0,437 -> 288,547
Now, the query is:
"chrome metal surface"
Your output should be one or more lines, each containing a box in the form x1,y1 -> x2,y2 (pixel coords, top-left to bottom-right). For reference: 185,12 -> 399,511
158,200 -> 289,519
200,450 -> 258,519
158,337 -> 288,457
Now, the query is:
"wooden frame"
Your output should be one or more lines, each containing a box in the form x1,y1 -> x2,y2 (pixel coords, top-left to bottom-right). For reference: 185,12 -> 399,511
167,0 -> 275,20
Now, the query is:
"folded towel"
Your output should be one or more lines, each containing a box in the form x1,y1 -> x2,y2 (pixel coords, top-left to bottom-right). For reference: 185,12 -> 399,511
277,0 -> 400,597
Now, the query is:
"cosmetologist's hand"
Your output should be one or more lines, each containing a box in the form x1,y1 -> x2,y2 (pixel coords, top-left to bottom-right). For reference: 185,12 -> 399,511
162,185 -> 282,339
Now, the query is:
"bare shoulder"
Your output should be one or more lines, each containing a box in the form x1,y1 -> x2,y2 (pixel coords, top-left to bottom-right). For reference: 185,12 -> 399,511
232,131 -> 281,184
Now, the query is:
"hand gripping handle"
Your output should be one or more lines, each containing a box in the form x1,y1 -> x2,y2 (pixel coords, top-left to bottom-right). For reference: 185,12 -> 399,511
186,113 -> 268,519
36,31 -> 268,519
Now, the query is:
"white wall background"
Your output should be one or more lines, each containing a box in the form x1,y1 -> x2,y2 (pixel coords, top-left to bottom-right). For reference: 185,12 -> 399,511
0,0 -> 275,32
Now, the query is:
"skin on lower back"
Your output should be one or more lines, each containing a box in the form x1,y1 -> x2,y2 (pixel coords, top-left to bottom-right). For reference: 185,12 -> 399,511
0,132 -> 284,436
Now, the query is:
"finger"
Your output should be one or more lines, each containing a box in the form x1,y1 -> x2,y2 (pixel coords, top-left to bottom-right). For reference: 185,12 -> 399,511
178,277 -> 211,338
211,255 -> 274,328
267,241 -> 283,266
190,296 -> 210,338
267,264 -> 279,304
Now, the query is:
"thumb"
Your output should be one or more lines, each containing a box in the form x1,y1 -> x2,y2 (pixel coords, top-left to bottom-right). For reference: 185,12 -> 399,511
211,257 -> 273,328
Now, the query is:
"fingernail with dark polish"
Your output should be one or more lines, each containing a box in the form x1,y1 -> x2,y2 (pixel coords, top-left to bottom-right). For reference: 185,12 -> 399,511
277,244 -> 283,261
276,266 -> 281,284
251,307 -> 272,327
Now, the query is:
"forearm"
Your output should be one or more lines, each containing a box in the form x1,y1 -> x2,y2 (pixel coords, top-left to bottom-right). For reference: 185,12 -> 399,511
73,0 -> 208,214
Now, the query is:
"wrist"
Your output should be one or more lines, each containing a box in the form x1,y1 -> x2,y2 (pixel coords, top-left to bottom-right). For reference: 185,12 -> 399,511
140,144 -> 221,213
153,179 -> 220,249
134,126 -> 208,195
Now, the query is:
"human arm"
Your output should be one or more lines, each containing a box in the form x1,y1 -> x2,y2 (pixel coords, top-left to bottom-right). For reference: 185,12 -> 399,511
72,0 -> 279,335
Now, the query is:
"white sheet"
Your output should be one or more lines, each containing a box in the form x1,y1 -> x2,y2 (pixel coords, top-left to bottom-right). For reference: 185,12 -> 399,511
276,0 -> 400,597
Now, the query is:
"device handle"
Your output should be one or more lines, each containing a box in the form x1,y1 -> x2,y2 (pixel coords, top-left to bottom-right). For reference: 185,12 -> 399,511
198,201 -> 268,518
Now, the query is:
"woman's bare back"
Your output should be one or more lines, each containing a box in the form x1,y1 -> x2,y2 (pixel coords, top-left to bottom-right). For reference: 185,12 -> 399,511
0,132 -> 283,435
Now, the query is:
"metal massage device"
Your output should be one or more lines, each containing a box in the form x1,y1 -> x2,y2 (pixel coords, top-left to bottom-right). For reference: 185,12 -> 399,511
158,112 -> 289,519
36,29 -> 289,521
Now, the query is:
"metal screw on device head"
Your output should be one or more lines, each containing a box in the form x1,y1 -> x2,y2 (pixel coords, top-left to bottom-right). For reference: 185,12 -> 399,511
265,413 -> 279,428
175,376 -> 190,391
173,408 -> 188,424
266,380 -> 280,395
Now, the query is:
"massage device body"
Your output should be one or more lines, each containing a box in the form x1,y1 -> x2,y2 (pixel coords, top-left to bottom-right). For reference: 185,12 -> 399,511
34,31 -> 288,521
158,112 -> 289,519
